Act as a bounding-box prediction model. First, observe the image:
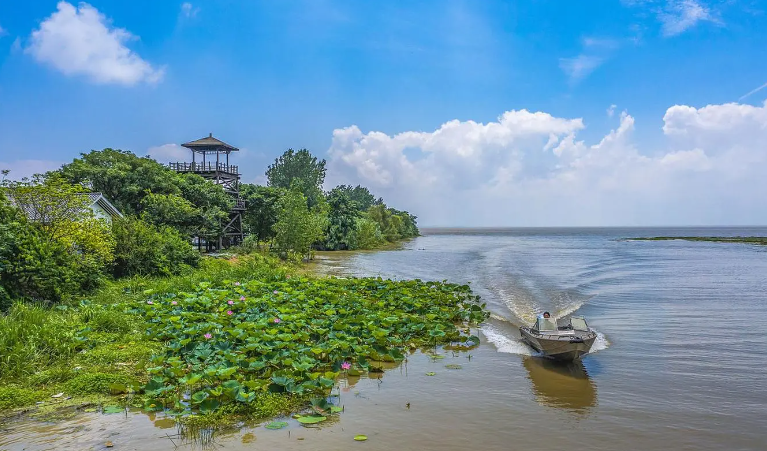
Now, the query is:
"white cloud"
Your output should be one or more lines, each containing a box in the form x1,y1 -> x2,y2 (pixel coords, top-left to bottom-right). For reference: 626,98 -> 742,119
325,102 -> 767,226
11,37 -> 21,53
180,3 -> 200,19
583,37 -> 619,49
146,144 -> 189,163
0,159 -> 65,181
607,104 -> 617,117
559,55 -> 604,83
25,1 -> 164,85
659,0 -> 715,36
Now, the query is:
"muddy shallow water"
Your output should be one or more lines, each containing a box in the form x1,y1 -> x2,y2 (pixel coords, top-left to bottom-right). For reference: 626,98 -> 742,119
3,227 -> 767,450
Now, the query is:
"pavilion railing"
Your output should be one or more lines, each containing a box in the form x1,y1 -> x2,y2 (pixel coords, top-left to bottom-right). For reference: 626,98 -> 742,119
169,162 -> 239,174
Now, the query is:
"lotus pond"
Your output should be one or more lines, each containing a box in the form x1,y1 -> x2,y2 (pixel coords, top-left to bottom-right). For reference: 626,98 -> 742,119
135,274 -> 488,419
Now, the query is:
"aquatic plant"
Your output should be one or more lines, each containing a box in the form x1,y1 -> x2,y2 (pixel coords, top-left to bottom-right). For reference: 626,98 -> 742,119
136,276 -> 487,413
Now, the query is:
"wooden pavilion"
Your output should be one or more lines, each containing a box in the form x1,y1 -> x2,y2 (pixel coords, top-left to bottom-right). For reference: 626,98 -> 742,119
169,134 -> 245,251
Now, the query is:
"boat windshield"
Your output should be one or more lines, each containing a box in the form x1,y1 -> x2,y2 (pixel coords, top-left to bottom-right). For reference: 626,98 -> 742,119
534,317 -> 558,331
570,317 -> 589,331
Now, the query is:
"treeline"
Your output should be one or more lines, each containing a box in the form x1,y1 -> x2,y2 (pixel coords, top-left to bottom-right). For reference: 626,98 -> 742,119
0,147 -> 417,308
243,148 -> 419,259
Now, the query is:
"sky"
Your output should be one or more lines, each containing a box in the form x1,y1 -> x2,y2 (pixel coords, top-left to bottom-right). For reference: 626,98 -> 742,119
1,0 -> 767,227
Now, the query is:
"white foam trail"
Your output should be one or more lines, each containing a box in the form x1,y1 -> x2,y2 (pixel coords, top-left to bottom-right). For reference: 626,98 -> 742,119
481,324 -> 532,356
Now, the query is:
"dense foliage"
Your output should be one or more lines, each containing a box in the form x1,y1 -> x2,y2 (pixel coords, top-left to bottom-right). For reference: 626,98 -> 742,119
272,186 -> 327,259
240,185 -> 284,244
0,176 -> 115,307
266,148 -> 327,209
137,273 -> 488,414
112,217 -> 201,277
56,149 -> 232,243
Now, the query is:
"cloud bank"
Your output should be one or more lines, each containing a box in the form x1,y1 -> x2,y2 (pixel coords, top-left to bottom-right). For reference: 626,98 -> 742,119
325,101 -> 767,226
25,1 -> 164,85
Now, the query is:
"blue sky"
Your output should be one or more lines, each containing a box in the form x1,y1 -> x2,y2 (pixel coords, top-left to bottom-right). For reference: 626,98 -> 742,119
1,1 -> 767,226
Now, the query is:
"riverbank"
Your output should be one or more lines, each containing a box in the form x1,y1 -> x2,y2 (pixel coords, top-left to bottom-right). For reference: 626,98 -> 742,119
0,252 -> 487,428
625,236 -> 767,245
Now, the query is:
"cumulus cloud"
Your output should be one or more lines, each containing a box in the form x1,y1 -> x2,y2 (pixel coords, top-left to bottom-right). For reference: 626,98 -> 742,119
25,1 -> 164,85
607,104 -> 617,117
146,144 -> 189,163
325,102 -> 767,226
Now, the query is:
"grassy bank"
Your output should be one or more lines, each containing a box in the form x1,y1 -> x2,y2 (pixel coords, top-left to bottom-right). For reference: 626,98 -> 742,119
627,236 -> 767,245
0,253 -> 487,426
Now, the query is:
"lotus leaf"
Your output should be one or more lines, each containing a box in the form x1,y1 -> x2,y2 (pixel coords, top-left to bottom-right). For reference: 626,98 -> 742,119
354,435 -> 368,441
296,415 -> 327,424
265,421 -> 288,430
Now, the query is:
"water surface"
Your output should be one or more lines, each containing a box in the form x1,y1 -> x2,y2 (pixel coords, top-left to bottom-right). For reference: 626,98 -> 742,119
3,227 -> 766,450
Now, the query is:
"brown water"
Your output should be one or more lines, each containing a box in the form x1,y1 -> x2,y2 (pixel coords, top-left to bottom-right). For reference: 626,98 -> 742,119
2,227 -> 767,450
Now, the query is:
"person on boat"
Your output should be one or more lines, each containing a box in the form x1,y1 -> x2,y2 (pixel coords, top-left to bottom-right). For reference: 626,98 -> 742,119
542,311 -> 551,318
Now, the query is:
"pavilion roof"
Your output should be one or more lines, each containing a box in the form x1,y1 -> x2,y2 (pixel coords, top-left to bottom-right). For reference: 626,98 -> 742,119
181,133 -> 239,152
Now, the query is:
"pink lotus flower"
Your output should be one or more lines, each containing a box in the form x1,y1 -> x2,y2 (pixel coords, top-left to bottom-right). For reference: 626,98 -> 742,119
171,301 -> 178,305
228,300 -> 234,305
204,333 -> 212,339
239,296 -> 246,301
147,300 -> 153,305
341,362 -> 351,370
227,310 -> 233,315
273,290 -> 279,294
235,282 -> 241,286
286,275 -> 291,279
274,318 -> 281,324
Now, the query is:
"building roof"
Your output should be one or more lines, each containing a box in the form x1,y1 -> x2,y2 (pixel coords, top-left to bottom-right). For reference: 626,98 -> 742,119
82,193 -> 124,219
7,192 -> 123,222
181,133 -> 239,152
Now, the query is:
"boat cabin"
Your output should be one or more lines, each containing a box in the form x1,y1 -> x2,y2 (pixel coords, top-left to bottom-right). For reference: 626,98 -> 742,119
532,316 -> 590,333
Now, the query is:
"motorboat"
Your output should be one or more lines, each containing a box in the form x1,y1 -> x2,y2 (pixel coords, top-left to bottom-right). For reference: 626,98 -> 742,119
520,315 -> 596,361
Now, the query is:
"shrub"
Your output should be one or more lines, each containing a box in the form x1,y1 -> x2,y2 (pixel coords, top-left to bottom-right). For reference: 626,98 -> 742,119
112,217 -> 200,277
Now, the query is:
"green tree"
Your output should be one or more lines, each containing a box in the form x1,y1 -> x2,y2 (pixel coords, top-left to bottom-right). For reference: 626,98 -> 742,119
266,149 -> 326,208
1,175 -> 114,305
323,188 -> 361,250
241,184 -> 285,243
348,217 -> 385,250
56,149 -> 179,215
56,149 -> 232,241
332,185 -> 381,211
112,217 -> 200,277
273,185 -> 327,260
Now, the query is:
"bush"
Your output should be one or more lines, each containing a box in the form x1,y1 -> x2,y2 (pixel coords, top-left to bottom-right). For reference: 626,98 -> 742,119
112,217 -> 200,277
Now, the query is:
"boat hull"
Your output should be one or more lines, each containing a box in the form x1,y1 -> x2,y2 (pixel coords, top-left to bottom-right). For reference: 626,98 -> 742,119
520,327 -> 596,361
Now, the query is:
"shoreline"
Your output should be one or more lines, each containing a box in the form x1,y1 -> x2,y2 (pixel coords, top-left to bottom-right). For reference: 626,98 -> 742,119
624,236 -> 767,245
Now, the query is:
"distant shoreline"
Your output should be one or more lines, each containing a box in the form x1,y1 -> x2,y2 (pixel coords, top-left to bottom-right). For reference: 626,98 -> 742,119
626,236 -> 767,245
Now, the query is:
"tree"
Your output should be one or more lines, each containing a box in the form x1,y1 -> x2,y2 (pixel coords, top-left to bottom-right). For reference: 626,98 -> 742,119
139,192 -> 198,236
332,185 -> 380,211
266,149 -> 326,208
112,217 -> 200,277
241,184 -> 285,243
56,149 -> 232,241
56,149 -> 180,215
366,203 -> 419,242
0,175 -> 115,305
348,217 -> 385,250
323,188 -> 361,250
273,185 -> 327,260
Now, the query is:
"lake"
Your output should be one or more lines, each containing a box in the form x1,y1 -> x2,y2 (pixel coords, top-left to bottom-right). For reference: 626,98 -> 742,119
2,227 -> 766,450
